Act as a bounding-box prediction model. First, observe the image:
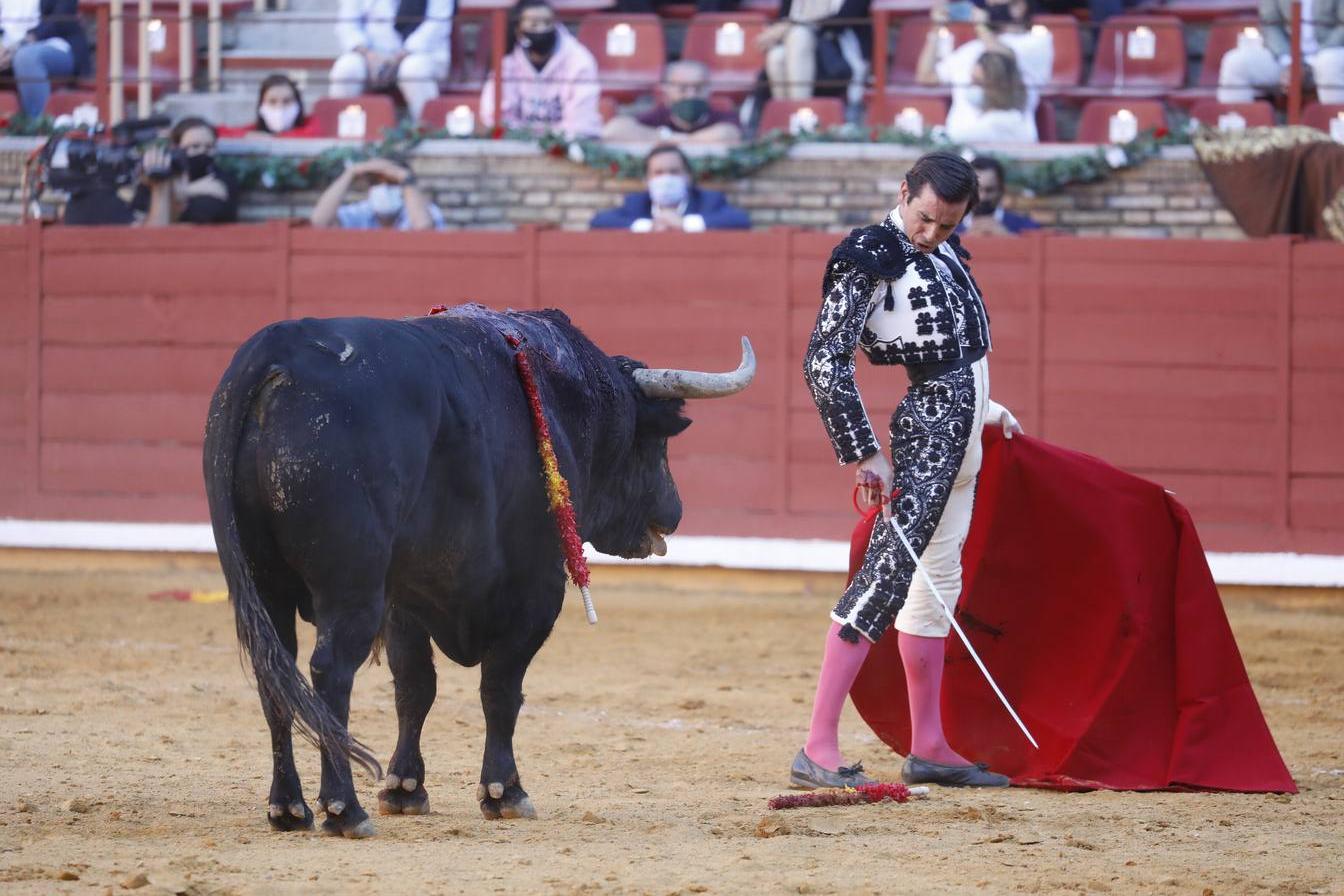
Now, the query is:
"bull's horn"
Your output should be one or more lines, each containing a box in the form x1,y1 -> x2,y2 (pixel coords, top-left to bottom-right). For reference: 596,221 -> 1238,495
632,337 -> 756,400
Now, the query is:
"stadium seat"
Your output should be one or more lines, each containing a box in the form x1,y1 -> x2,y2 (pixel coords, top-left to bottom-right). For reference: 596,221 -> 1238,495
868,93 -> 949,128
872,0 -> 942,17
576,13 -> 667,101
681,12 -> 770,99
0,92 -> 17,119
757,96 -> 845,134
45,91 -> 100,118
1085,15 -> 1187,94
1032,15 -> 1083,90
1036,96 -> 1059,141
1303,102 -> 1344,133
890,18 -> 977,85
1132,0 -> 1255,22
311,95 -> 399,139
445,14 -> 496,91
1188,98 -> 1275,128
549,0 -> 617,12
1197,16 -> 1257,87
1075,97 -> 1169,141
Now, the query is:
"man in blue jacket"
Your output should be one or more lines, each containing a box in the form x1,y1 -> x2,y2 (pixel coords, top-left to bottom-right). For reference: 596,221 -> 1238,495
590,144 -> 751,232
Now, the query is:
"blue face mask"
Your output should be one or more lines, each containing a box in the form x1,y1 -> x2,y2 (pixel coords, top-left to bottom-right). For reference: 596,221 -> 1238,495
647,174 -> 689,208
368,183 -> 404,219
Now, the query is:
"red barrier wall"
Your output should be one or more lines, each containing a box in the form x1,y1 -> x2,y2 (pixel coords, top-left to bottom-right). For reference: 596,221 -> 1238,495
2,223 -> 1341,554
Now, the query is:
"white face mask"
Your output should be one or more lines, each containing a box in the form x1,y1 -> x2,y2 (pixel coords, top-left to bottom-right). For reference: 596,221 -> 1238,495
259,102 -> 300,134
647,173 -> 689,208
368,183 -> 404,219
964,85 -> 986,109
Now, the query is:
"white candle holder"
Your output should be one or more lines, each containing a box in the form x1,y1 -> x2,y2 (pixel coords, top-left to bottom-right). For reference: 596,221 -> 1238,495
1108,108 -> 1138,143
1237,26 -> 1263,52
606,23 -> 636,57
789,106 -> 820,135
446,105 -> 475,137
894,106 -> 924,135
1330,112 -> 1344,143
71,103 -> 100,128
337,104 -> 367,139
715,22 -> 745,56
1126,25 -> 1156,60
1217,111 -> 1247,132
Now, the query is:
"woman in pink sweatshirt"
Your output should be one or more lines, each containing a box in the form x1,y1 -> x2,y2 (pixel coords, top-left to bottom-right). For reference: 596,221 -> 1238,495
479,0 -> 603,139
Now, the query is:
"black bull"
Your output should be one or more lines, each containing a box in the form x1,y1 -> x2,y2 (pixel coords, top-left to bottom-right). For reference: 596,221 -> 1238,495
203,304 -> 754,837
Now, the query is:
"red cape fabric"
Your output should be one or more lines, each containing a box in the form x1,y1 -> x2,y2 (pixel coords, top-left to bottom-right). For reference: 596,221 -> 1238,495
848,430 -> 1297,793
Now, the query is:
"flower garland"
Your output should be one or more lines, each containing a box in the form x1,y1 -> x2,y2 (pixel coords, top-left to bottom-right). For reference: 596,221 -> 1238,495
493,325 -> 597,625
767,781 -> 926,810
0,112 -> 1194,198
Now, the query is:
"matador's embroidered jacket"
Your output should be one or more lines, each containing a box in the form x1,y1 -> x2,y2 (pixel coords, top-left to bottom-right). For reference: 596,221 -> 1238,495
803,211 -> 992,464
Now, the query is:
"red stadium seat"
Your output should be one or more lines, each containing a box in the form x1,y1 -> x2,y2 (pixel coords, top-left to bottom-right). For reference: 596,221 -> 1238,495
1032,15 -> 1083,90
1132,0 -> 1255,22
576,14 -> 667,101
445,14 -> 496,90
873,0 -> 942,17
1036,96 -> 1059,141
681,12 -> 770,99
757,97 -> 845,134
310,95 -> 399,139
1197,16 -> 1257,87
1303,102 -> 1344,133
1188,98 -> 1275,128
890,18 -> 977,85
0,92 -> 18,119
868,93 -> 949,128
1086,15 -> 1187,93
1075,98 -> 1169,141
45,91 -> 100,118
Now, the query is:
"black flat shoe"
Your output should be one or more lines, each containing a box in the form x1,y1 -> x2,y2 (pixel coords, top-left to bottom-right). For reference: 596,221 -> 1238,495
789,748 -> 876,790
901,754 -> 1010,788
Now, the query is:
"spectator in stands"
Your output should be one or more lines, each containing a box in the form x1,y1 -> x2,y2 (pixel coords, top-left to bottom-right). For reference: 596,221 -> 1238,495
135,117 -> 240,227
310,156 -> 445,230
601,61 -> 743,144
4,0 -> 90,118
917,0 -> 1052,143
479,0 -> 602,138
960,156 -> 1040,235
329,0 -> 452,120
757,0 -> 872,112
220,74 -> 322,139
1218,0 -> 1344,104
590,143 -> 750,231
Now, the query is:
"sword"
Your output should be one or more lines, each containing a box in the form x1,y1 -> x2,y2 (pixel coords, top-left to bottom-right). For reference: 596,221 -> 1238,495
868,481 -> 1039,750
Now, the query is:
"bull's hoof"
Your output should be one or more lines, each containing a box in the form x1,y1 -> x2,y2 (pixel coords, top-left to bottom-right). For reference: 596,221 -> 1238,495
477,780 -> 537,821
318,799 -> 375,839
377,783 -> 430,816
266,800 -> 313,832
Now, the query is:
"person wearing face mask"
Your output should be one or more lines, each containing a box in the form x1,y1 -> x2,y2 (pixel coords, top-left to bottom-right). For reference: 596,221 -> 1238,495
917,0 -> 1052,143
601,61 -> 742,144
309,156 -> 445,231
329,0 -> 453,120
134,117 -> 240,227
793,151 -> 1020,791
589,143 -> 750,232
219,74 -> 322,139
959,155 -> 1039,236
478,0 -> 602,139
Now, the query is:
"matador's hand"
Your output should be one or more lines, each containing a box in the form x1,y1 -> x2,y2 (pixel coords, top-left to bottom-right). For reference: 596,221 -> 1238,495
855,452 -> 894,521
984,399 -> 1023,439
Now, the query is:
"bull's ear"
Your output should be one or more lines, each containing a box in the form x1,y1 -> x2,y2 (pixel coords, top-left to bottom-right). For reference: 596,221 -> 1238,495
637,399 -> 692,438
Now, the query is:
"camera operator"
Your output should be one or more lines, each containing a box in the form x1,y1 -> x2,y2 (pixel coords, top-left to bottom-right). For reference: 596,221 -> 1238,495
132,117 -> 239,227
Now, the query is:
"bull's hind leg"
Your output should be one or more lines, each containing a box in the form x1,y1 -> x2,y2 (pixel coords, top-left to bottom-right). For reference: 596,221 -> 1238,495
309,600 -> 385,839
378,607 -> 435,816
258,595 -> 313,832
477,629 -> 550,821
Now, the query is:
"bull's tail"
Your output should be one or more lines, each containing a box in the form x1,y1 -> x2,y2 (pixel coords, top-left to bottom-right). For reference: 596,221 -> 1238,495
203,347 -> 383,782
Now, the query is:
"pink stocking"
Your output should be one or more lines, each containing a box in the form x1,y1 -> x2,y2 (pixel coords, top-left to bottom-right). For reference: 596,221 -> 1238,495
899,631 -> 970,765
803,622 -> 871,771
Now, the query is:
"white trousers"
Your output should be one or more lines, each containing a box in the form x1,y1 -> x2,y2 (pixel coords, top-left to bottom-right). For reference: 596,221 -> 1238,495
329,51 -> 448,118
1218,44 -> 1344,104
893,357 -> 988,638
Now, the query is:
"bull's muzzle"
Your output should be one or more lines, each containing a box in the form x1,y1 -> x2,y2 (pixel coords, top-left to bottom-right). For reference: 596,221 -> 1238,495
632,337 -> 756,400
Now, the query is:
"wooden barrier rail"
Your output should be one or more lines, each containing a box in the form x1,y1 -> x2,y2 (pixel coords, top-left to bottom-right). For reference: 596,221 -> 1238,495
1,223 -> 1341,554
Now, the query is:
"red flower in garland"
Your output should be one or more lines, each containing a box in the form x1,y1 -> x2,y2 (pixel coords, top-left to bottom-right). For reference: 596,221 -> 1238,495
547,143 -> 566,158
608,161 -> 620,175
1154,126 -> 1169,138
490,125 -> 505,139
869,127 -> 880,141
0,117 -> 9,130
296,160 -> 312,176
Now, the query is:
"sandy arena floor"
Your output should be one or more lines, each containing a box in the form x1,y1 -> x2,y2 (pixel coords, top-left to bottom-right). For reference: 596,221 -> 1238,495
0,550 -> 1340,896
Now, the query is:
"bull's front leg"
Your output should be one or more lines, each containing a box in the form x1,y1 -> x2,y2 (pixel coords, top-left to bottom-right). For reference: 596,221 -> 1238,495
477,647 -> 539,820
310,602 -> 385,839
